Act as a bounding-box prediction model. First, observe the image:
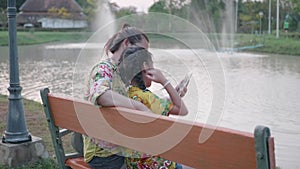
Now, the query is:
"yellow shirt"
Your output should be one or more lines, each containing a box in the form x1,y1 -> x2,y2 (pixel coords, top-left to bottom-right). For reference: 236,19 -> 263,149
128,86 -> 173,116
126,86 -> 176,169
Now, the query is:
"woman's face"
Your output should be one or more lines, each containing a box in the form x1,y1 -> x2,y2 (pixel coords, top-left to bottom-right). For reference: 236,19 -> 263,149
142,62 -> 153,88
138,36 -> 150,49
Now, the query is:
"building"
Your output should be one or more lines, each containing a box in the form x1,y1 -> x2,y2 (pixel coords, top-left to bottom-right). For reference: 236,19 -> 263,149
17,0 -> 87,29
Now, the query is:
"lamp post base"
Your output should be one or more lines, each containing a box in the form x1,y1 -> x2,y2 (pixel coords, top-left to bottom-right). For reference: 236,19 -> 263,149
2,132 -> 32,144
0,136 -> 49,167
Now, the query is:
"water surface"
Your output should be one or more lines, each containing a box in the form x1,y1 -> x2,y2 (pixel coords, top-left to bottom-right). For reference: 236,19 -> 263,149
0,43 -> 299,169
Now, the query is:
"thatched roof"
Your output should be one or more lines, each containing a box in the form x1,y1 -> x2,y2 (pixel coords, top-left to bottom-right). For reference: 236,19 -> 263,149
17,0 -> 87,24
20,0 -> 83,12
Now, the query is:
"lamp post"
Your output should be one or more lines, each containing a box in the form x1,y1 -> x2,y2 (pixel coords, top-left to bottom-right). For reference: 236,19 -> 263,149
259,11 -> 264,36
2,0 -> 31,143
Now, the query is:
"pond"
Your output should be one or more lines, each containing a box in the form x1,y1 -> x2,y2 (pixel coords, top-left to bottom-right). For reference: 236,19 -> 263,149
0,43 -> 299,169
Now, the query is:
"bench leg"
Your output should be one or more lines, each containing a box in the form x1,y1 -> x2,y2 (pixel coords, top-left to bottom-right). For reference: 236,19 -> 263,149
254,125 -> 274,169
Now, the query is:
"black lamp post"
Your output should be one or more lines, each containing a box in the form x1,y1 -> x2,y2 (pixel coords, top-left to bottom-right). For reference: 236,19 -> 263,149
2,0 -> 31,143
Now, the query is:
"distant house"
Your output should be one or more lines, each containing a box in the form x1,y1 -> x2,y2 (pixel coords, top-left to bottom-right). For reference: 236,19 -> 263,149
17,0 -> 88,29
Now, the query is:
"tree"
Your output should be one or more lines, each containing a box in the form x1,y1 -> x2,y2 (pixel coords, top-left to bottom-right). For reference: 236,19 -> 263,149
149,0 -> 190,15
291,0 -> 300,15
290,0 -> 300,31
0,0 -> 26,27
0,0 -> 26,11
188,0 -> 225,32
0,7 -> 6,28
48,7 -> 72,19
149,0 -> 169,14
165,0 -> 191,14
115,6 -> 137,18
58,7 -> 73,19
74,0 -> 98,29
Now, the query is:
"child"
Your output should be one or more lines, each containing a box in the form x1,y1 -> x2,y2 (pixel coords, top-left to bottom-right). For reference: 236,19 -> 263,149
118,46 -> 188,169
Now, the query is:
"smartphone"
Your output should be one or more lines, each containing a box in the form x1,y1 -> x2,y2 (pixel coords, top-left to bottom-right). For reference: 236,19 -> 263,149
178,71 -> 193,95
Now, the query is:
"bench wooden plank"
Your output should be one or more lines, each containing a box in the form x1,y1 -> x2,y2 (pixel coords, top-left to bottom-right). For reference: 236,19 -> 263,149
41,88 -> 275,169
65,157 -> 90,169
269,137 -> 276,169
47,93 -> 259,169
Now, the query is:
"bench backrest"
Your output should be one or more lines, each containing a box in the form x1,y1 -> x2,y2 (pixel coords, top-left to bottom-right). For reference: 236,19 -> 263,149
40,88 -> 275,169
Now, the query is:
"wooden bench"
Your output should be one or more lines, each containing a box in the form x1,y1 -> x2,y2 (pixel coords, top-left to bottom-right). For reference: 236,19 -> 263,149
40,88 -> 276,169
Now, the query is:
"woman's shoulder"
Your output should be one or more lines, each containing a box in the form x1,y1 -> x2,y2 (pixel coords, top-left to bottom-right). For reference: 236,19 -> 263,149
99,59 -> 115,68
91,59 -> 116,72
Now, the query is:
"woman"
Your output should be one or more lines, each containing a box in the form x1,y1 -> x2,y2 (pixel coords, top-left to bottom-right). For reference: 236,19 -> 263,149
84,24 -> 150,169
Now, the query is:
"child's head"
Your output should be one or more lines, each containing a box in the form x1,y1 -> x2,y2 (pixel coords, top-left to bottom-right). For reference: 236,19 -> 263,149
118,46 -> 153,90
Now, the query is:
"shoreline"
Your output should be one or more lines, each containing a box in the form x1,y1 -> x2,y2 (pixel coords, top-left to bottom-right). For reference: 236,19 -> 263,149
0,31 -> 299,56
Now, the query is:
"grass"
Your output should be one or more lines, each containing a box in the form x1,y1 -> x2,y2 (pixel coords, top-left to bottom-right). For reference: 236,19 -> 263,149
0,95 -> 54,154
0,158 -> 58,169
0,94 -> 75,168
0,30 -> 91,46
235,33 -> 300,55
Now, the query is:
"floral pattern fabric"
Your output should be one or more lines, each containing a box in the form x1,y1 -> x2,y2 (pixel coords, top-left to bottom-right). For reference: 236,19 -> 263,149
84,59 -> 127,162
84,60 -> 127,104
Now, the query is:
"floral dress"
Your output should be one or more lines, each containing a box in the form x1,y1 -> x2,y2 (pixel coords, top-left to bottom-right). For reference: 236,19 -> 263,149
125,86 -> 177,169
83,59 -> 128,162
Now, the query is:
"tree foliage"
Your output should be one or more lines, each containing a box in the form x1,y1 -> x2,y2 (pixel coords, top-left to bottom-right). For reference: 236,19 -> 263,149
115,6 -> 137,18
238,0 -> 299,32
48,7 -> 73,19
149,0 -> 169,14
0,7 -> 6,27
0,0 -> 26,27
0,0 -> 26,11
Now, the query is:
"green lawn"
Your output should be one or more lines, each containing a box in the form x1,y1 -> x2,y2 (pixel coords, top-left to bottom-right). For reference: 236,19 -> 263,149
0,30 -> 91,46
235,33 -> 300,56
0,94 -> 65,169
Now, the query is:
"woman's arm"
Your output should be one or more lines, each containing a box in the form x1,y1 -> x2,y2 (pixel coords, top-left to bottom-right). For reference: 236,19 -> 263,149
97,90 -> 151,112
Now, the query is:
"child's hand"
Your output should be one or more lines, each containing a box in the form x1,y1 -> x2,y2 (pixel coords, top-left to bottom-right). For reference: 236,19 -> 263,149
175,84 -> 188,97
144,68 -> 167,84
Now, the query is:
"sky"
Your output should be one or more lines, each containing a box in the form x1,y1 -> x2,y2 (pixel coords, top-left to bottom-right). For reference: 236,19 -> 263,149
109,0 -> 156,12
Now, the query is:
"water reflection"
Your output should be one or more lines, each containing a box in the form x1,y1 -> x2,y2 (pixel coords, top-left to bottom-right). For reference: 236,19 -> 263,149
0,44 -> 300,169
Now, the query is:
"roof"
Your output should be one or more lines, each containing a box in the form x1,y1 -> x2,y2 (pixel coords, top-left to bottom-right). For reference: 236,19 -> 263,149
19,0 -> 83,12
17,0 -> 87,22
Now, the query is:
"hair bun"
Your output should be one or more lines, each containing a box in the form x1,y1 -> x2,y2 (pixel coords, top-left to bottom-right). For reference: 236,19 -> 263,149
122,23 -> 131,29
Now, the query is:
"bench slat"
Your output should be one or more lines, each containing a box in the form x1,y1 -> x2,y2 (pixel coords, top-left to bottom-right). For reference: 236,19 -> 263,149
269,137 -> 276,169
65,157 -> 91,169
48,94 -> 258,169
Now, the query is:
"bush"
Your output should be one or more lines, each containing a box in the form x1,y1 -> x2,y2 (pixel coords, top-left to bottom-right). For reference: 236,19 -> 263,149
0,158 -> 59,169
